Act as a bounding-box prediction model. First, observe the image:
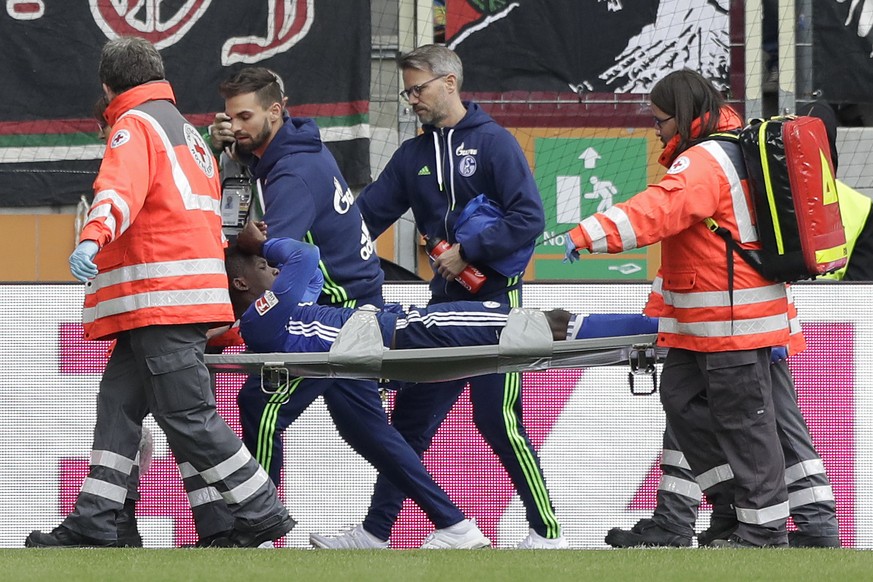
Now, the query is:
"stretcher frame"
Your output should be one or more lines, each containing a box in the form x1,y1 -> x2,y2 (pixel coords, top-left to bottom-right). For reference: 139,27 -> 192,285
204,336 -> 660,382
203,308 -> 660,385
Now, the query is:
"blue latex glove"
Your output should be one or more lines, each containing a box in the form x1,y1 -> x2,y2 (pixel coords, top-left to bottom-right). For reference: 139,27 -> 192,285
771,346 -> 788,364
563,234 -> 580,264
69,240 -> 100,283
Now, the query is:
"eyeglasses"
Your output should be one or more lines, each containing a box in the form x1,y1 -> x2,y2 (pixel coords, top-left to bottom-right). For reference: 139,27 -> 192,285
654,115 -> 674,128
399,75 -> 446,102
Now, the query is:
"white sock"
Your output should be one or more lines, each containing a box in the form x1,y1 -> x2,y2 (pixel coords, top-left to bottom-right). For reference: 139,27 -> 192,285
565,314 -> 584,340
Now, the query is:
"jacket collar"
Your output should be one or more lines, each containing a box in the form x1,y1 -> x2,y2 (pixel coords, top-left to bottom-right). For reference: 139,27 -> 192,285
658,106 -> 743,168
104,81 -> 176,126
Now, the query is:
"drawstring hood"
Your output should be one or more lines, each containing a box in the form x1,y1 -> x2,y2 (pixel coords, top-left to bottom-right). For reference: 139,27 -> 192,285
447,128 -> 456,211
356,100 -> 545,302
431,127 -> 458,209
432,131 -> 444,192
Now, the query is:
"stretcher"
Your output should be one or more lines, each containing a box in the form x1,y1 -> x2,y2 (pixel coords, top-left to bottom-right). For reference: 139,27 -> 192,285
204,309 -> 663,390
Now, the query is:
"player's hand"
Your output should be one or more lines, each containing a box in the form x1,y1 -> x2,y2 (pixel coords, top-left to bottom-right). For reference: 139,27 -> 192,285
237,221 -> 267,255
209,112 -> 234,150
563,235 -> 580,264
69,240 -> 100,282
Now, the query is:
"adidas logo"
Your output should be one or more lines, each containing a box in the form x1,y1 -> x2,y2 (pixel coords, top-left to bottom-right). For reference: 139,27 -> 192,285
418,165 -> 431,176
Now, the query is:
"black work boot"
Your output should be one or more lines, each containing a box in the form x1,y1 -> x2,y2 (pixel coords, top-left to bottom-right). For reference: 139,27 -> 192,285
182,531 -> 233,548
25,525 -> 116,548
117,499 -> 143,548
215,514 -> 296,548
709,534 -> 788,548
697,519 -> 738,547
708,535 -> 761,548
605,518 -> 692,548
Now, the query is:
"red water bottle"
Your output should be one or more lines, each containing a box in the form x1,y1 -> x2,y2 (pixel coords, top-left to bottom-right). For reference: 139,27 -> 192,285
426,237 -> 487,294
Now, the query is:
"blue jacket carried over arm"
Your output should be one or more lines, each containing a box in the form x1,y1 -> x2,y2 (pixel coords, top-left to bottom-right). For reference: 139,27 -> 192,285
357,102 -> 544,302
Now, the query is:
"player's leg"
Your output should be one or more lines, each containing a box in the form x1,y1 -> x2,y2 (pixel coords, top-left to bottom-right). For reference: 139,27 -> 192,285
469,372 -> 567,548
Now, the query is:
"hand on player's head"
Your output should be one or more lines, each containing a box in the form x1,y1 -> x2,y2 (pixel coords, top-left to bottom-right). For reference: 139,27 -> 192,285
237,220 -> 267,255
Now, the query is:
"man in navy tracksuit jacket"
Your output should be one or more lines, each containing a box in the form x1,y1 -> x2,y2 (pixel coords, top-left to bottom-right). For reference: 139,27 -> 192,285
312,45 -> 565,549
218,67 -> 490,548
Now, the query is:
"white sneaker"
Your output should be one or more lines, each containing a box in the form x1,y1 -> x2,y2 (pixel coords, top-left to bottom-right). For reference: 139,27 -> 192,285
420,518 -> 491,549
309,524 -> 389,549
517,528 -> 569,549
257,540 -> 275,549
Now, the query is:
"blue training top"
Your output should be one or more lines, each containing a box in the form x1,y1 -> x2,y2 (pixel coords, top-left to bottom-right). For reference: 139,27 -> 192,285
239,238 -> 510,353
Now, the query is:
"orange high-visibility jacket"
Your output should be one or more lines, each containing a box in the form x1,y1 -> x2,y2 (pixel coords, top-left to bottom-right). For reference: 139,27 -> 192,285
79,81 -> 233,340
568,107 -> 802,353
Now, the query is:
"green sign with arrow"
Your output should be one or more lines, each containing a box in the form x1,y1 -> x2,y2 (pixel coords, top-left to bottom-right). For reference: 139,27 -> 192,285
534,136 -> 650,280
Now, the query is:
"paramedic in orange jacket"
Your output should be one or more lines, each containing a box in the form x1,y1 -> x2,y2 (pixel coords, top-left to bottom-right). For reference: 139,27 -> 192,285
26,37 -> 292,548
564,69 -> 794,548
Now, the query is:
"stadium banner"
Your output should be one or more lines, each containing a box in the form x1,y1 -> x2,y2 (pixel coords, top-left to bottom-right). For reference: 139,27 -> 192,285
445,0 -> 730,94
0,0 -> 370,207
0,282 -> 869,549
813,2 -> 873,105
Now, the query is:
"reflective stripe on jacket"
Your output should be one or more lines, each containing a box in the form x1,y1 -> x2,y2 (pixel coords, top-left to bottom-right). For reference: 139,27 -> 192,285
80,81 -> 233,340
644,274 -> 806,354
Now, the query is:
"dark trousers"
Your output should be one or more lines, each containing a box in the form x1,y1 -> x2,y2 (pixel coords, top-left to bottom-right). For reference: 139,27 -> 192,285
237,375 -> 464,531
65,324 -> 286,541
652,358 -> 838,538
660,347 -> 789,546
362,371 -> 561,540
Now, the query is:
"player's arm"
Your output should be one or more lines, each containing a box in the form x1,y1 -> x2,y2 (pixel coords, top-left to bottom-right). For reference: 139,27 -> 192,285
237,221 -> 322,305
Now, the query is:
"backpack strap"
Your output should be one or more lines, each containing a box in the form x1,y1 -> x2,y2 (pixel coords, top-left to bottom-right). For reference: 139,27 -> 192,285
703,217 -> 738,323
697,129 -> 741,146
698,131 -> 770,280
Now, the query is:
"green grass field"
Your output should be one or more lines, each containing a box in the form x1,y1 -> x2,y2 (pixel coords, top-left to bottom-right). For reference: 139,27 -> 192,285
3,548 -> 872,582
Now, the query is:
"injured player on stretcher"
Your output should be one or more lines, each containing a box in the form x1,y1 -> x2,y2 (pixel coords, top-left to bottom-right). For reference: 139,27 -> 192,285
225,221 -> 658,354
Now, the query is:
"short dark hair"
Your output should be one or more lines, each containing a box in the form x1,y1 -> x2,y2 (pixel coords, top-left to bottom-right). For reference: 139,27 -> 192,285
99,37 -> 165,94
219,67 -> 284,110
224,244 -> 254,284
650,69 -> 726,155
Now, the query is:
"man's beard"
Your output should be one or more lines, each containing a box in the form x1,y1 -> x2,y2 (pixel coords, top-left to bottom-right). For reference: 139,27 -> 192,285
235,118 -> 272,155
416,106 -> 445,127
415,95 -> 449,127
